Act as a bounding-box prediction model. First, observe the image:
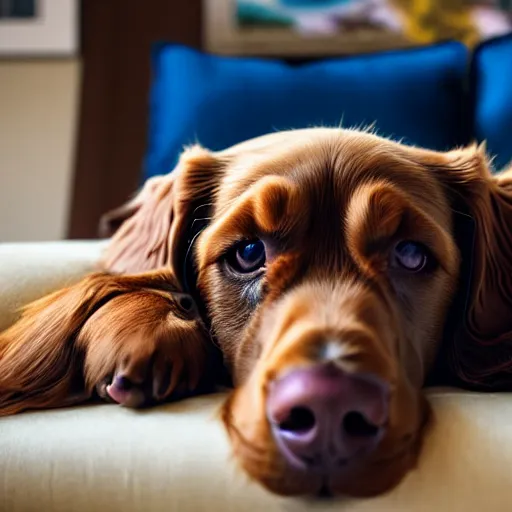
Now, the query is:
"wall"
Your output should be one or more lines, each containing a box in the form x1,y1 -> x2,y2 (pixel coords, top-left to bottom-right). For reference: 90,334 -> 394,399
0,59 -> 81,242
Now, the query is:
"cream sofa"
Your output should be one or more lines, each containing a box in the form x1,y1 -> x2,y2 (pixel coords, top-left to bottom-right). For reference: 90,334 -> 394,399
1,241 -> 512,512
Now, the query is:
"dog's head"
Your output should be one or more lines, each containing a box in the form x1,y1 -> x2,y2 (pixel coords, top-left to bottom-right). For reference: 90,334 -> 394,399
102,128 -> 512,496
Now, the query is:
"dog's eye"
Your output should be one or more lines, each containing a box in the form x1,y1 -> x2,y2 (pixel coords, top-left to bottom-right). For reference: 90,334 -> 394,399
228,239 -> 266,273
394,241 -> 429,272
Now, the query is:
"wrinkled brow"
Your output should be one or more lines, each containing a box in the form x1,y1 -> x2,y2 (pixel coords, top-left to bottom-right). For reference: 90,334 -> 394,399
345,180 -> 459,277
197,175 -> 306,269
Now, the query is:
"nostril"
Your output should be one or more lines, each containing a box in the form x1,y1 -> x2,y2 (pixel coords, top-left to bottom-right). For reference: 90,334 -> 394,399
343,411 -> 380,438
278,406 -> 316,434
114,375 -> 133,391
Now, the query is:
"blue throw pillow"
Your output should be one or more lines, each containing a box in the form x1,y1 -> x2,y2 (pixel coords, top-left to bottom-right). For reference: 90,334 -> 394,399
144,42 -> 470,181
472,34 -> 512,171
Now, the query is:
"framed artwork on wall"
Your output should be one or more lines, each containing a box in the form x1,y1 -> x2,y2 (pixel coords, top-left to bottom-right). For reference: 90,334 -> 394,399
0,0 -> 79,57
203,0 -> 512,57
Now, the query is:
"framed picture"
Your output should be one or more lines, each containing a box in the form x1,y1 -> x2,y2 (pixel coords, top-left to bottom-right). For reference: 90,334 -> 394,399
203,0 -> 512,57
0,0 -> 79,57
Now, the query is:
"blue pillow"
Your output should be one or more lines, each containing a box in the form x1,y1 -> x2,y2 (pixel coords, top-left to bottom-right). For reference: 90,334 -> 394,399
472,34 -> 512,171
144,42 -> 470,181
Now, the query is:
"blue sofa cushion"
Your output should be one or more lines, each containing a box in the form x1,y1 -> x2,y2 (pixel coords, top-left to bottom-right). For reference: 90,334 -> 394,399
144,42 -> 470,180
472,34 -> 512,171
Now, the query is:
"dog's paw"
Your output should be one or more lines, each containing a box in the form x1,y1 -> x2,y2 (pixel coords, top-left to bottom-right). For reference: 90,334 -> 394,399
80,291 -> 208,408
94,347 -> 188,407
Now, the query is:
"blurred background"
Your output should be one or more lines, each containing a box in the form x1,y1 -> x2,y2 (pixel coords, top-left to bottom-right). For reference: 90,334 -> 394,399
0,0 -> 511,242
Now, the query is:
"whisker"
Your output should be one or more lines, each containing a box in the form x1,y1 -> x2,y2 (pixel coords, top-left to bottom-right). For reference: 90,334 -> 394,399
192,202 -> 214,214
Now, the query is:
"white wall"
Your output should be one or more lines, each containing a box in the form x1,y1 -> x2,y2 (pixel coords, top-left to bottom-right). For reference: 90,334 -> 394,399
0,59 -> 81,241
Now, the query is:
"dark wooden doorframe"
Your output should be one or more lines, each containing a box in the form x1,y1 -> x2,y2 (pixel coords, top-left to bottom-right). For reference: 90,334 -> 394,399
68,1 -> 202,239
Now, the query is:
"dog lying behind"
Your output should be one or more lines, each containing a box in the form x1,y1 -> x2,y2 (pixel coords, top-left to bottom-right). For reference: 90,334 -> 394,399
2,128 -> 512,497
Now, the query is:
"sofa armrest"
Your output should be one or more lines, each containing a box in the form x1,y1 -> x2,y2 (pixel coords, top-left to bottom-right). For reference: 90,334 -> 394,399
0,240 -> 107,331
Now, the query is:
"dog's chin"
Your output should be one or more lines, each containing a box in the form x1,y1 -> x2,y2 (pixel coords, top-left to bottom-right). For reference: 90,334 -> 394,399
228,424 -> 421,498
325,440 -> 421,497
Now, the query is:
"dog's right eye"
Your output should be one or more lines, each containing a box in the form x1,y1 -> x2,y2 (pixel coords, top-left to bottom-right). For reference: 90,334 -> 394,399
227,239 -> 266,274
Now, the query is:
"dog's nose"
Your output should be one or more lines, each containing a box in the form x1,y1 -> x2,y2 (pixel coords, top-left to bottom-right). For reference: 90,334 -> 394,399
266,364 -> 389,470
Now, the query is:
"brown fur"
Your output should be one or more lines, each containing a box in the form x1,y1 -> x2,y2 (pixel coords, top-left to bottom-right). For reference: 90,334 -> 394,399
2,128 -> 512,497
0,271 -> 207,415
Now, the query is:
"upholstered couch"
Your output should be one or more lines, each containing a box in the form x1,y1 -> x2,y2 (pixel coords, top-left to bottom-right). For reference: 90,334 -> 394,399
2,35 -> 512,511
2,241 -> 512,511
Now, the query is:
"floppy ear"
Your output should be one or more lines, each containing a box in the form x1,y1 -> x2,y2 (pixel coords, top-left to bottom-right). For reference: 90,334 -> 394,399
98,175 -> 167,238
0,273 -> 119,415
0,271 -> 206,416
423,145 -> 512,388
0,146 -> 225,416
99,145 -> 226,279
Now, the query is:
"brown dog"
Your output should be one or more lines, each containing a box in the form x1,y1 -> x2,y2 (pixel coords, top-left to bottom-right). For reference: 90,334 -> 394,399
2,128 -> 512,497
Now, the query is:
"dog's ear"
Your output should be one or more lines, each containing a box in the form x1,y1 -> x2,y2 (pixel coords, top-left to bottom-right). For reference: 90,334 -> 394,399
418,145 -> 512,388
98,175 -> 167,238
0,271 -> 205,416
0,273 -> 124,415
99,146 -> 226,280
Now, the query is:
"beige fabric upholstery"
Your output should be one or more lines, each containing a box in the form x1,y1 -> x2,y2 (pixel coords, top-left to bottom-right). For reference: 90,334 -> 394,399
1,241 -> 512,511
0,240 -> 107,331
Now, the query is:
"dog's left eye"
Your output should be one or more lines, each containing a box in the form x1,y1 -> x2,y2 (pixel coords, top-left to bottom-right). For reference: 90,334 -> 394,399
394,241 -> 429,272
228,239 -> 266,273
